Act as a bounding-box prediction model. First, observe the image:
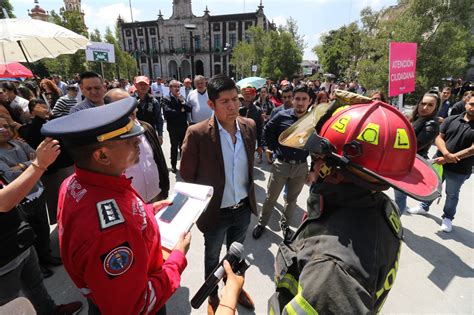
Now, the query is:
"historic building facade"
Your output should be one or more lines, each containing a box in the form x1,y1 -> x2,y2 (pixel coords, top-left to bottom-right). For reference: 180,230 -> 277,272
118,0 -> 273,80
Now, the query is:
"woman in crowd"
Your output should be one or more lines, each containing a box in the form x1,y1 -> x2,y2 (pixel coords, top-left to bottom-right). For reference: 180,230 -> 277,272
0,137 -> 83,314
269,84 -> 283,107
1,83 -> 28,123
17,85 -> 35,102
0,117 -> 62,278
370,90 -> 388,103
255,86 -> 274,164
316,90 -> 329,105
394,92 -> 440,212
39,79 -> 61,109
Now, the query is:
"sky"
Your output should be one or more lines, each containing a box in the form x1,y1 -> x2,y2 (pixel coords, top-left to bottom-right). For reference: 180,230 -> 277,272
13,0 -> 398,60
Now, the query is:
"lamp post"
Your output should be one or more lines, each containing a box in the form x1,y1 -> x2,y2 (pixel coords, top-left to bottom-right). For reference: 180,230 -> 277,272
184,24 -> 197,79
129,0 -> 140,73
221,43 -> 232,75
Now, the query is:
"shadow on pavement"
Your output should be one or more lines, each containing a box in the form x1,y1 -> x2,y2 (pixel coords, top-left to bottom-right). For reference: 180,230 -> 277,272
424,214 -> 474,250
244,215 -> 281,281
403,228 -> 474,291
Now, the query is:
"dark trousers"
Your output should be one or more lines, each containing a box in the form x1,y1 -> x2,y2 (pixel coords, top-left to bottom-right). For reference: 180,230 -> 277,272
21,194 -> 52,263
41,166 -> 74,224
0,247 -> 55,315
168,126 -> 187,168
203,205 -> 251,296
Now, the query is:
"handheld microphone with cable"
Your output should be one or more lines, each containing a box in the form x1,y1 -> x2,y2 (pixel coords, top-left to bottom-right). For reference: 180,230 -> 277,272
191,242 -> 244,309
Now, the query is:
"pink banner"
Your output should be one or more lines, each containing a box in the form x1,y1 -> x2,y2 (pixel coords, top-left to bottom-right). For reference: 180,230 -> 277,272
388,42 -> 417,97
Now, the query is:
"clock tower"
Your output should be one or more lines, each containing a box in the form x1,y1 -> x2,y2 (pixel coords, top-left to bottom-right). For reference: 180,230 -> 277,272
171,0 -> 194,19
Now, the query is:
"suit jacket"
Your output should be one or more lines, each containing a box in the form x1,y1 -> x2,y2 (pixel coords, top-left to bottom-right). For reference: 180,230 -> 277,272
180,116 -> 258,233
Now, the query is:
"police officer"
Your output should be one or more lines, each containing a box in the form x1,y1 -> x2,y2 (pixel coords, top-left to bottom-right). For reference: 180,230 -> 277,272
268,101 -> 441,314
41,98 -> 191,314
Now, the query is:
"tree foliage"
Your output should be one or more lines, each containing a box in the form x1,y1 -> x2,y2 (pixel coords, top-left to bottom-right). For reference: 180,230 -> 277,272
0,0 -> 15,18
230,20 -> 303,81
314,0 -> 473,100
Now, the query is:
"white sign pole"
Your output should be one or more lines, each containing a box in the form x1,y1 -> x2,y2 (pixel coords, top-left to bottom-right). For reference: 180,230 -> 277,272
398,94 -> 403,111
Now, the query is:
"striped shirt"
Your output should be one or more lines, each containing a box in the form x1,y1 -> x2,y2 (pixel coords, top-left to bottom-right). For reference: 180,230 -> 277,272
69,98 -> 96,114
52,95 -> 78,117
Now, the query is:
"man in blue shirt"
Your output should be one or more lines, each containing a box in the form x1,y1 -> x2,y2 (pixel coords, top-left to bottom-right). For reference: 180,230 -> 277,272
253,85 -> 313,240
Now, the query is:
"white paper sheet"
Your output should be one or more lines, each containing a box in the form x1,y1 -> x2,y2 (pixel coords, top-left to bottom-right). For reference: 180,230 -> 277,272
156,182 -> 213,249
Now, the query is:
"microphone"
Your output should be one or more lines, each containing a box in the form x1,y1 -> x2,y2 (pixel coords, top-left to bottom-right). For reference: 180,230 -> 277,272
191,242 -> 244,309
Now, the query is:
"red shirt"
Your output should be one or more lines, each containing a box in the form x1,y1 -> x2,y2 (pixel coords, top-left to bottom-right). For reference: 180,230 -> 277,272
57,167 -> 187,314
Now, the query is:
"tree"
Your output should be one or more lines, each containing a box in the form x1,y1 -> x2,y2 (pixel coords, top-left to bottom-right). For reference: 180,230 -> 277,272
261,30 -> 302,80
280,17 -> 306,55
230,42 -> 254,79
314,22 -> 363,79
0,0 -> 15,18
314,0 -> 473,101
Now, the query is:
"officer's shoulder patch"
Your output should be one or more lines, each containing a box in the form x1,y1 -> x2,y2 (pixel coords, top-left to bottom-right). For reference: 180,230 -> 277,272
101,242 -> 134,278
96,199 -> 125,230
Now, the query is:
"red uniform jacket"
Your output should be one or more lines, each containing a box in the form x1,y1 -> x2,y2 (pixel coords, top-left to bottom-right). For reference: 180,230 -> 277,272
57,167 -> 187,314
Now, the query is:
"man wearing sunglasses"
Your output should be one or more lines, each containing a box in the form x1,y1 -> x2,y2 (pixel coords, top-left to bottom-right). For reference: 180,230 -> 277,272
69,71 -> 106,114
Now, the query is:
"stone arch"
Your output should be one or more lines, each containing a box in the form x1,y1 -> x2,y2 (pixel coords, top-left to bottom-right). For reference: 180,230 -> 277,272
181,60 -> 191,80
168,60 -> 178,79
195,60 -> 204,76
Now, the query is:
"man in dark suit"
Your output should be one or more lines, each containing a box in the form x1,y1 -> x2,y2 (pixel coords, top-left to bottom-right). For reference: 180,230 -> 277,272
180,75 -> 257,315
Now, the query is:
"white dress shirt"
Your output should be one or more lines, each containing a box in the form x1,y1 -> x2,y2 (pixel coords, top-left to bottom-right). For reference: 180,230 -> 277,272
125,134 -> 161,202
216,117 -> 249,208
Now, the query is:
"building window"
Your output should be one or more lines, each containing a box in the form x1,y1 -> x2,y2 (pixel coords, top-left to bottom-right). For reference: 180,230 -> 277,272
127,39 -> 133,51
139,38 -> 145,51
152,56 -> 158,63
150,28 -> 156,36
140,56 -> 147,63
168,36 -> 174,50
125,30 -> 131,37
137,28 -> 144,36
213,34 -> 221,50
229,33 -> 236,47
151,37 -> 157,51
244,33 -> 251,43
245,21 -> 253,30
229,22 -> 236,31
181,35 -> 188,49
194,35 -> 201,51
213,23 -> 220,32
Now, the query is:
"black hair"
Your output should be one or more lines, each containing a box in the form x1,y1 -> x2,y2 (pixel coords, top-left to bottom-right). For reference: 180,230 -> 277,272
66,142 -> 104,168
1,82 -> 18,95
281,86 -> 293,94
207,74 -> 237,102
293,84 -> 311,97
27,98 -> 47,113
411,92 -> 440,122
79,71 -> 102,84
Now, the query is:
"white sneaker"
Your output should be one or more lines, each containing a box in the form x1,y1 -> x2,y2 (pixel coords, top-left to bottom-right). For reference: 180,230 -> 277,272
441,218 -> 452,233
407,206 -> 429,215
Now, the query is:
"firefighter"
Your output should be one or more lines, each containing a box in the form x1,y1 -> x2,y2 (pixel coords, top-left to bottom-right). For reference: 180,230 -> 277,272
268,101 -> 441,314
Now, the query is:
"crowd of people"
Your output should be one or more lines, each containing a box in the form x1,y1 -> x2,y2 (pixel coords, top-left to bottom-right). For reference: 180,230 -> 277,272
0,70 -> 472,314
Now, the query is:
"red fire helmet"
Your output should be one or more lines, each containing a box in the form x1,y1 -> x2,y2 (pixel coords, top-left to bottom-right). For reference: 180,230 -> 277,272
319,101 -> 441,201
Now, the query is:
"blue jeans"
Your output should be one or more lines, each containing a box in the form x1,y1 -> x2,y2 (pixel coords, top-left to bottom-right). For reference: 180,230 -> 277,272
420,169 -> 470,220
203,205 -> 251,295
394,189 -> 408,214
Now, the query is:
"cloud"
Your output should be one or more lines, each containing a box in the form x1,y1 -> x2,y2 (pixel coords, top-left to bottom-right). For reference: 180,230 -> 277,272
83,3 -> 142,33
